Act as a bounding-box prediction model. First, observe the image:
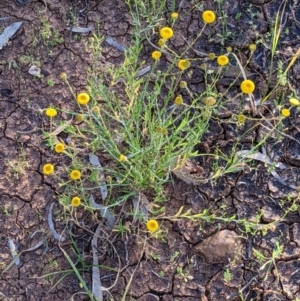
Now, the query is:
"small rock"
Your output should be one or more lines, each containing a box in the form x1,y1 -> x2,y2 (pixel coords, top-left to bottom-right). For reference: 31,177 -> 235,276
193,230 -> 243,263
28,65 -> 41,77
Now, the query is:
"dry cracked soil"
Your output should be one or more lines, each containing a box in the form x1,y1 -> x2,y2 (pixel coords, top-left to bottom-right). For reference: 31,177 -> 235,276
1,0 -> 300,300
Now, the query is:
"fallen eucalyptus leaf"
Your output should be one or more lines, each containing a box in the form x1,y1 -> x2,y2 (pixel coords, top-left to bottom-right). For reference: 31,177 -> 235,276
105,36 -> 128,52
236,150 -> 297,189
0,22 -> 23,50
48,203 -> 65,242
89,194 -> 116,229
136,65 -> 151,77
89,153 -> 108,200
66,26 -> 94,33
236,150 -> 286,170
132,192 -> 149,223
8,238 -> 20,266
91,224 -> 103,301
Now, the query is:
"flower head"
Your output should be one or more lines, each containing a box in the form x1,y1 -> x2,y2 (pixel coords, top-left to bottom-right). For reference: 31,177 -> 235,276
217,55 -> 229,66
179,81 -> 187,89
158,39 -> 165,47
92,106 -> 100,114
208,53 -> 216,60
171,12 -> 179,19
160,27 -> 173,40
71,197 -> 81,207
70,170 -> 81,180
59,72 -> 67,80
45,108 -> 57,118
281,108 -> 290,117
202,96 -> 216,106
237,114 -> 246,125
174,95 -> 183,105
240,79 -> 255,94
76,114 -> 84,122
202,10 -> 216,24
43,163 -> 54,175
177,59 -> 190,71
77,92 -> 90,105
146,219 -> 159,232
289,98 -> 300,106
55,143 -> 65,153
119,154 -> 128,162
152,51 -> 162,60
249,44 -> 256,51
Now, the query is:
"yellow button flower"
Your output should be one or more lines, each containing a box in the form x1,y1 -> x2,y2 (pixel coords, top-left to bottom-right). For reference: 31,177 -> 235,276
70,170 -> 81,180
240,79 -> 255,94
174,95 -> 183,105
237,114 -> 246,124
55,143 -> 65,153
59,72 -> 67,80
92,106 -> 100,114
77,92 -> 90,105
43,163 -> 54,175
217,55 -> 229,66
152,51 -> 162,60
171,12 -> 179,19
202,10 -> 216,24
289,98 -> 300,106
76,114 -> 84,122
160,27 -> 173,40
281,108 -> 290,117
146,219 -> 159,232
177,59 -> 190,71
208,53 -> 216,60
249,44 -> 256,51
202,96 -> 216,106
158,39 -> 165,47
179,81 -> 187,89
45,108 -> 57,118
119,154 -> 128,162
71,197 -> 81,207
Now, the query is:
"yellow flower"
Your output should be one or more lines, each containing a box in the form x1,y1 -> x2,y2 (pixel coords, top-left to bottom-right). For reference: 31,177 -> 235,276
289,98 -> 300,106
202,96 -> 216,106
146,219 -> 159,232
177,59 -> 190,71
160,27 -> 173,40
179,81 -> 187,88
217,55 -> 229,66
208,53 -> 215,60
281,108 -> 290,117
237,114 -> 246,124
55,143 -> 65,153
45,108 -> 57,118
119,154 -> 128,162
59,72 -> 67,80
161,128 -> 168,135
152,51 -> 162,60
202,10 -> 216,24
249,44 -> 256,51
158,39 -> 165,47
92,106 -> 100,114
43,163 -> 54,175
226,46 -> 232,53
70,170 -> 81,180
77,92 -> 90,105
240,79 -> 255,94
171,12 -> 179,19
174,95 -> 183,105
76,114 -> 84,122
71,197 -> 81,207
